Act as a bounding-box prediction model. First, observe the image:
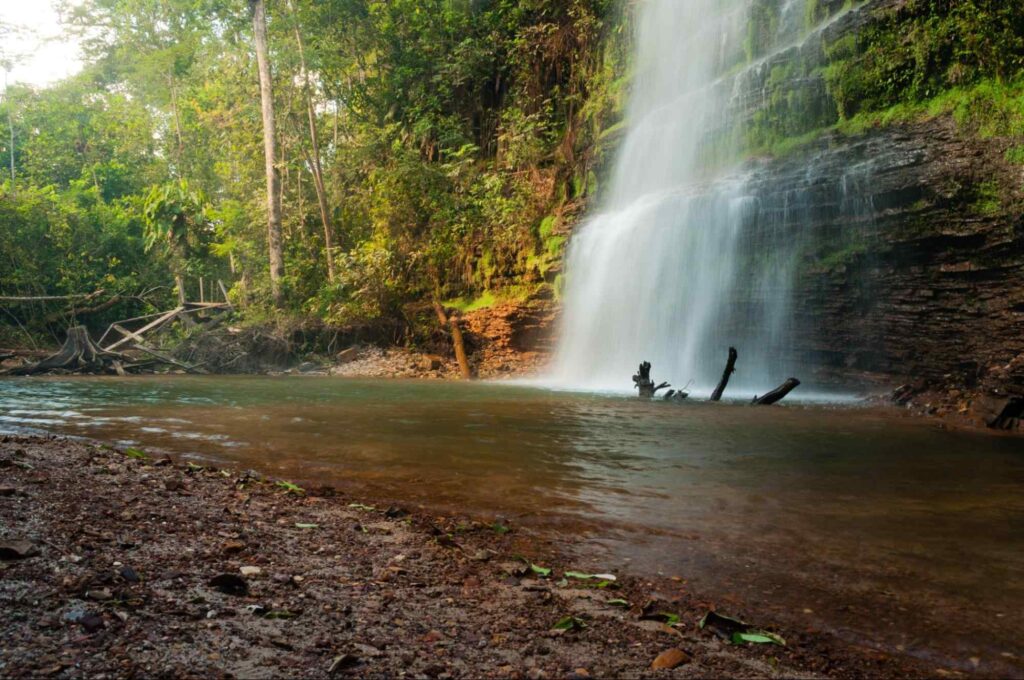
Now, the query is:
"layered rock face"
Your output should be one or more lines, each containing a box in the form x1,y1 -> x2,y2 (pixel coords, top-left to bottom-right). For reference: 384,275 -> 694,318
743,116 -> 1024,394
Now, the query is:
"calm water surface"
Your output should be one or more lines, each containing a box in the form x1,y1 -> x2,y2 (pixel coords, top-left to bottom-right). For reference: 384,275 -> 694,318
1,376 -> 1021,672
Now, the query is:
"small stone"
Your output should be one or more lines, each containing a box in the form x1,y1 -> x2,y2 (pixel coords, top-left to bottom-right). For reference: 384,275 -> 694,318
222,540 -> 246,555
240,566 -> 262,577
567,670 -> 590,680
352,643 -> 382,658
651,648 -> 690,670
0,486 -> 18,496
86,588 -> 113,601
119,566 -> 140,583
337,347 -> 359,364
420,354 -> 444,371
79,612 -> 105,634
0,540 -> 40,560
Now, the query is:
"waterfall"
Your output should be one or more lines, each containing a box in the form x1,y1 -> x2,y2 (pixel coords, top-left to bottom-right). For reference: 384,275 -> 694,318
552,0 -> 865,394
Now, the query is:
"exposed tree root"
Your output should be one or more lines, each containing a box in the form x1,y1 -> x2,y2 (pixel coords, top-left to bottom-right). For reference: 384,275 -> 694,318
6,327 -> 131,376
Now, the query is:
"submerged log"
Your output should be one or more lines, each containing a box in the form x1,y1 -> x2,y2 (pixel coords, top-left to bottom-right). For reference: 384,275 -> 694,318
7,326 -> 130,376
752,378 -> 801,405
632,361 -> 670,399
710,347 -> 738,402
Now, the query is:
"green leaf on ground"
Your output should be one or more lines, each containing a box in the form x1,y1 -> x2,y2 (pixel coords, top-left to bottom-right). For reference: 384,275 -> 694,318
264,609 -> 297,620
731,631 -> 786,646
552,615 -> 586,631
607,598 -> 629,607
490,522 -> 510,534
530,564 -> 552,577
124,447 -> 148,460
348,503 -> 376,511
565,571 -> 617,581
294,523 -> 319,529
276,480 -> 305,495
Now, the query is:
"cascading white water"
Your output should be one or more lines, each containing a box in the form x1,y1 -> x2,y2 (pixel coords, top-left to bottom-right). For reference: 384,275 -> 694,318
552,0 -> 848,393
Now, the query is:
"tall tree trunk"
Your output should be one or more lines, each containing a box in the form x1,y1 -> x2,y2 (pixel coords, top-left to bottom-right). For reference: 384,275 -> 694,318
250,0 -> 285,307
168,73 -> 185,167
288,4 -> 337,283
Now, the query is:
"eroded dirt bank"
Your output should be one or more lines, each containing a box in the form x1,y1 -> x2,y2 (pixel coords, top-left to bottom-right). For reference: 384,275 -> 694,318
0,435 -> 939,679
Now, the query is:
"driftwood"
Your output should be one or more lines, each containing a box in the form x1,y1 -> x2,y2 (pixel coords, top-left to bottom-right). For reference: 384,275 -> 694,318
7,326 -> 130,376
0,348 -> 51,360
132,342 -> 208,374
105,307 -> 185,351
710,347 -> 738,402
632,361 -> 670,399
0,290 -> 105,303
752,378 -> 801,405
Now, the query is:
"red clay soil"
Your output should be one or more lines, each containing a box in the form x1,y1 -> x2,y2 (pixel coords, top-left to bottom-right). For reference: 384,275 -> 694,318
1,435 -> 940,678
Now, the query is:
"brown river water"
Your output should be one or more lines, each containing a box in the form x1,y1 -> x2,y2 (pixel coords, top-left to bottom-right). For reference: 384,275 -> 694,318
1,376 -> 1021,674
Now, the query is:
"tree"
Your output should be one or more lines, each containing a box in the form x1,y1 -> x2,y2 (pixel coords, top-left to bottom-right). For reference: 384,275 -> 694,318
250,0 -> 285,307
288,0 -> 337,283
143,179 -> 209,305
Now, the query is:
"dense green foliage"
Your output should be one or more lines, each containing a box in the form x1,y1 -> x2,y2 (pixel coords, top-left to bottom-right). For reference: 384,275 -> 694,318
1,0 -> 1020,347
744,0 -> 1024,159
1,0 -> 630,342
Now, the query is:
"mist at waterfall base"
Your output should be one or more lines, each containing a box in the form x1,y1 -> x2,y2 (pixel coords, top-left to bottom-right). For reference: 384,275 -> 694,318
551,0 -> 872,396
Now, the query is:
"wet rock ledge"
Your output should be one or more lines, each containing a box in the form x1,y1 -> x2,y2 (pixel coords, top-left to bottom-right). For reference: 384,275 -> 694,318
0,435 -> 929,678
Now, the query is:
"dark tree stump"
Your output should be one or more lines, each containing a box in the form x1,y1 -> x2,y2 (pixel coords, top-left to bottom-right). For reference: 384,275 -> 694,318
632,361 -> 670,399
752,378 -> 801,405
710,347 -> 738,402
8,327 -> 129,376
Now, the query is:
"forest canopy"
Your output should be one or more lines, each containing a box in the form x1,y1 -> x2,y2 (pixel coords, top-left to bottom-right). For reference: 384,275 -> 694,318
0,0 -> 627,344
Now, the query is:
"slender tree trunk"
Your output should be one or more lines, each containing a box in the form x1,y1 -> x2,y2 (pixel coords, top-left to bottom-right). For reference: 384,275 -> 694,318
288,5 -> 337,283
250,0 -> 285,306
168,73 -> 185,167
432,299 -> 472,380
429,274 -> 471,379
5,69 -> 15,190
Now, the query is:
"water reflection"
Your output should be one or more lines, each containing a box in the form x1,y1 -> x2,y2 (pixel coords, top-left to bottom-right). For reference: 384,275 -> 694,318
1,375 -> 1021,670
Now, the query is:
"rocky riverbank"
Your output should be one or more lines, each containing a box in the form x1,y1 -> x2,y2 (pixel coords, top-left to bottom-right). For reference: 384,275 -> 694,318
0,434 -> 938,679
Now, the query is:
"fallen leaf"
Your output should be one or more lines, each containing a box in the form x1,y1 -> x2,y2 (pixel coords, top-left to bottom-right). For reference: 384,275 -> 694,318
328,654 -> 359,674
732,631 -> 786,646
651,648 -> 690,670
552,615 -> 586,631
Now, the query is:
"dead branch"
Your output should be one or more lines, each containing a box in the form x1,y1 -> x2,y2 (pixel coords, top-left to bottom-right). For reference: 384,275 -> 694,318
752,378 -> 801,405
710,347 -> 738,402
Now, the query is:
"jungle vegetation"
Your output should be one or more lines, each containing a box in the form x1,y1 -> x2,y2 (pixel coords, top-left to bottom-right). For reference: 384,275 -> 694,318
0,0 -> 1020,347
